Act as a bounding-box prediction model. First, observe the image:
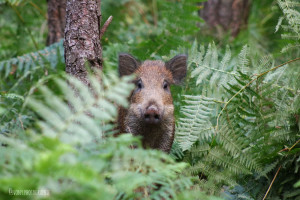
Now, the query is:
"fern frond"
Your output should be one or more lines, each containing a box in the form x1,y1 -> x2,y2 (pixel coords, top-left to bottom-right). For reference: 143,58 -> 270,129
0,93 -> 24,101
176,95 -> 216,151
191,43 -> 237,87
26,73 -> 134,145
0,72 -> 198,199
277,0 -> 300,52
0,40 -> 64,78
208,148 -> 252,175
238,45 -> 250,73
0,0 -> 24,6
281,43 -> 300,53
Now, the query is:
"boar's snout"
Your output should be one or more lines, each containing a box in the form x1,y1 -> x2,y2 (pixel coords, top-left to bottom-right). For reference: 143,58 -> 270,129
118,53 -> 188,152
144,104 -> 161,124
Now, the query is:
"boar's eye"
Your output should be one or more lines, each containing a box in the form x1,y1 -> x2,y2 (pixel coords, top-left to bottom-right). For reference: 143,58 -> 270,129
136,79 -> 143,90
163,81 -> 169,90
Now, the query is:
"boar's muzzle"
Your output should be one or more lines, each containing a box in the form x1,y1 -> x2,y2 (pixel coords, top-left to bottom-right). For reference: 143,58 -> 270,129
144,104 -> 161,124
118,53 -> 187,153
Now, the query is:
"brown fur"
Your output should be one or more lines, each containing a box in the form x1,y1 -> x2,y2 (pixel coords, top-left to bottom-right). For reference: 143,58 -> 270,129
118,54 -> 187,153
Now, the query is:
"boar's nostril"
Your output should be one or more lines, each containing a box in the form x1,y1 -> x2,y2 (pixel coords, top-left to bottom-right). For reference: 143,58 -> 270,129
144,105 -> 160,124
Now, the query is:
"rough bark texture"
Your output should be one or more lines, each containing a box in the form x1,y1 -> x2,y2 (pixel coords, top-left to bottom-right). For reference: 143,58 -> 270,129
199,0 -> 251,37
64,0 -> 102,85
46,0 -> 66,45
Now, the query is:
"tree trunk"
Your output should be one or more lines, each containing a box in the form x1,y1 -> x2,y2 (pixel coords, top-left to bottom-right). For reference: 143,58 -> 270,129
199,0 -> 251,37
64,0 -> 103,85
46,0 -> 66,45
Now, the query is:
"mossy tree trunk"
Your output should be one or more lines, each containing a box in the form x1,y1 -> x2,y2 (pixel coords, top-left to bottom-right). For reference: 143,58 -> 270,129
199,0 -> 251,37
64,0 -> 103,85
46,0 -> 66,45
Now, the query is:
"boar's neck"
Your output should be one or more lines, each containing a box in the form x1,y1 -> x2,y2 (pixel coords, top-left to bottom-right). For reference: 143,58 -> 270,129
135,122 -> 174,152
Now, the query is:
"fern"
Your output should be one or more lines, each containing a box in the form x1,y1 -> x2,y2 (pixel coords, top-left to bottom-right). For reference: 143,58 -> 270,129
188,42 -> 252,92
0,40 -> 64,78
0,0 -> 24,6
176,95 -> 216,151
277,0 -> 300,52
177,41 -> 300,197
26,72 -> 133,144
0,73 -> 207,200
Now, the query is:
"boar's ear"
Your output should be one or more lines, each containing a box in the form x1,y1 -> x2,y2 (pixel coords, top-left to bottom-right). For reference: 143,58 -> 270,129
118,53 -> 140,76
166,54 -> 187,84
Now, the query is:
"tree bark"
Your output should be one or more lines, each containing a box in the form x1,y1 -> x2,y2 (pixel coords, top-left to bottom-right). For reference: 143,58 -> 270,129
46,0 -> 66,45
64,0 -> 103,85
199,0 -> 251,37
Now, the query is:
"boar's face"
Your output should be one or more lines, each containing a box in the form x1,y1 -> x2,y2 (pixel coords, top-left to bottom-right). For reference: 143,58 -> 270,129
119,54 -> 187,127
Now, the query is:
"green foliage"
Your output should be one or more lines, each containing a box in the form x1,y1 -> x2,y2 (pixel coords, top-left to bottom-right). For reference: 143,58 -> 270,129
277,0 -> 300,53
0,0 -> 24,6
0,40 -> 64,79
175,1 -> 300,198
1,0 -> 300,199
0,0 -> 47,60
0,73 -> 210,200
102,0 -> 202,68
176,95 -> 216,151
27,72 -> 134,143
0,40 -> 65,137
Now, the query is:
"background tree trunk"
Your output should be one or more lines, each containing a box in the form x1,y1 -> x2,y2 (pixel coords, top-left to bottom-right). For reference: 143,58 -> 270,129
64,0 -> 103,85
46,0 -> 66,45
199,0 -> 251,37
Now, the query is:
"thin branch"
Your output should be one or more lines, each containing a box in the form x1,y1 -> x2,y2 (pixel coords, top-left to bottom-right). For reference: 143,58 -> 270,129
11,5 -> 39,50
262,166 -> 282,200
29,1 -> 47,19
152,0 -> 158,27
216,57 -> 300,131
266,138 -> 300,200
18,114 -> 24,130
137,6 -> 150,25
288,139 -> 300,151
279,139 -> 300,153
100,16 -> 113,39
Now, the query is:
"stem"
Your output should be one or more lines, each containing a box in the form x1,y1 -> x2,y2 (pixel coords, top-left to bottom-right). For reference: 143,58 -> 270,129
216,57 -> 300,131
11,5 -> 39,50
288,139 -> 300,151
29,1 -> 47,19
263,139 -> 300,200
152,0 -> 158,27
279,139 -> 300,153
262,166 -> 282,200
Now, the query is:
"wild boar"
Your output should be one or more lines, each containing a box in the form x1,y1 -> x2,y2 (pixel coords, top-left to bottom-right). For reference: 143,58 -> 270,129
118,53 -> 187,153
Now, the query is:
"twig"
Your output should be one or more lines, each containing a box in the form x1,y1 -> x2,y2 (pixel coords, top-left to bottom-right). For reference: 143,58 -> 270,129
215,57 -> 300,131
279,139 -> 300,153
100,16 -> 113,39
263,135 -> 300,199
10,5 -> 39,50
152,0 -> 158,27
262,165 -> 282,200
18,114 -> 24,130
288,139 -> 300,151
29,1 -> 47,19
138,7 -> 150,25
